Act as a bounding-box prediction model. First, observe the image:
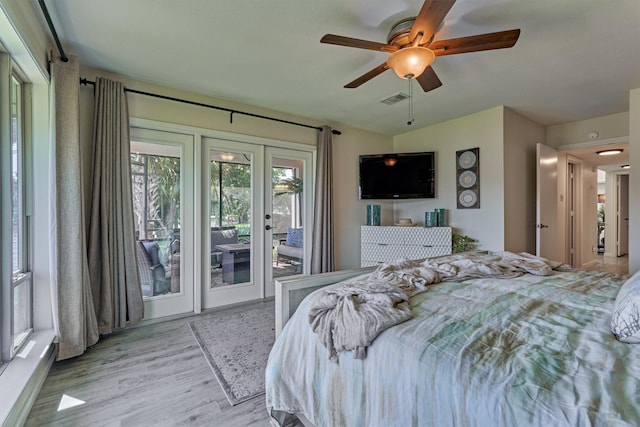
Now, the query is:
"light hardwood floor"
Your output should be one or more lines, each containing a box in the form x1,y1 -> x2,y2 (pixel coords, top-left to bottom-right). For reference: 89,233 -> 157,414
26,300 -> 278,427
582,254 -> 629,275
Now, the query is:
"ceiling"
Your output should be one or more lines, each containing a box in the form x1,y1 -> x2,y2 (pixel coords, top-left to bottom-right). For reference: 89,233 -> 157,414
41,0 -> 639,161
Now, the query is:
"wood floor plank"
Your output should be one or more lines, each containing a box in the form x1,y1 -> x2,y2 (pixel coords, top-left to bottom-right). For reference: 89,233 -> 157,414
25,299 -> 287,427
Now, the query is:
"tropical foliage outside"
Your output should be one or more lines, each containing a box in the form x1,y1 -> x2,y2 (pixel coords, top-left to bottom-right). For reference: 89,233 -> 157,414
131,153 -> 301,246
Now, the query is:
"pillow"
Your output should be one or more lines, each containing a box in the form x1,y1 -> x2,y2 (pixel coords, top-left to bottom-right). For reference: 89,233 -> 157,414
286,227 -> 303,248
611,270 -> 640,343
142,241 -> 161,266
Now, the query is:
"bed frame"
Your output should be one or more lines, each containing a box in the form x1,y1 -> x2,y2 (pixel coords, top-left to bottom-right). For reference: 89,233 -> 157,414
274,266 -> 376,336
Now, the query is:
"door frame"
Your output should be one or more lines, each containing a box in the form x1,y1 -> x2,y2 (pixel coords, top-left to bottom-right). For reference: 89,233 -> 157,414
202,138 -> 265,308
130,119 -> 317,313
564,157 -> 583,267
616,173 -> 630,256
201,132 -> 316,309
264,147 -> 315,298
130,125 -> 196,319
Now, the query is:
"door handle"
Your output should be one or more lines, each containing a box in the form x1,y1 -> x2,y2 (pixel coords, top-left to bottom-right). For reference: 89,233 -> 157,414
537,224 -> 549,229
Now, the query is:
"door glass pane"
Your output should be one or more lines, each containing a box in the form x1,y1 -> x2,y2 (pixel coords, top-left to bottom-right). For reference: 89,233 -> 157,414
13,275 -> 31,350
10,76 -> 23,275
272,158 -> 304,279
209,150 -> 252,287
131,142 -> 182,298
10,73 -> 32,353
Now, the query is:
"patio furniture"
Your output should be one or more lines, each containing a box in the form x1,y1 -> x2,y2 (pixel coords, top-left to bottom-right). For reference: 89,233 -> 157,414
216,243 -> 251,284
136,240 -> 171,297
211,227 -> 238,268
170,237 -> 181,293
276,227 -> 303,270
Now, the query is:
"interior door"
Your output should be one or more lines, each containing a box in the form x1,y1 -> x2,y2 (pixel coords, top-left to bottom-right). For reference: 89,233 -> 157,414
264,147 -> 314,298
617,174 -> 629,256
536,143 -> 559,260
203,138 -> 264,308
130,127 -> 195,319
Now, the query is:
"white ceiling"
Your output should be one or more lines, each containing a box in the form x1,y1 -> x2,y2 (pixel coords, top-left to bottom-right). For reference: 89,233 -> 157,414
42,0 -> 639,160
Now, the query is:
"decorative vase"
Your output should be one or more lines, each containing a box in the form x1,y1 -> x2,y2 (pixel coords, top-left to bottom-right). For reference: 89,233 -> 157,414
366,204 -> 381,226
425,211 -> 438,227
435,208 -> 447,226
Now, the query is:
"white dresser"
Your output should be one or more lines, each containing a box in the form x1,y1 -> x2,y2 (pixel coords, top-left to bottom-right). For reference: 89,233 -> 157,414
361,225 -> 452,267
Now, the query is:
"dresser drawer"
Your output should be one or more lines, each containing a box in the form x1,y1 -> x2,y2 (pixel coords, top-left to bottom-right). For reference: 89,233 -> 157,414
361,225 -> 451,245
361,243 -> 450,265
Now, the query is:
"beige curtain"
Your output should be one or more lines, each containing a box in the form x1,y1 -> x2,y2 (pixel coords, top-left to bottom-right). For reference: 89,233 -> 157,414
310,126 -> 334,273
51,56 -> 99,360
87,77 -> 143,334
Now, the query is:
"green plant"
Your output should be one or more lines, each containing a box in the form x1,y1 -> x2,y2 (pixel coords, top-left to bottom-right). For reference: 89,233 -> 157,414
598,204 -> 605,223
274,177 -> 303,195
452,234 -> 477,253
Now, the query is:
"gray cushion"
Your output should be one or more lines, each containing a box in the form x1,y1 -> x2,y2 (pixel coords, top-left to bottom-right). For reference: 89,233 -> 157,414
142,241 -> 161,266
211,228 -> 238,249
277,244 -> 303,259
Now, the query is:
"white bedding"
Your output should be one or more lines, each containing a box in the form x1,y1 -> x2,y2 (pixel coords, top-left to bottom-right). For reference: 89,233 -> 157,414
266,252 -> 640,427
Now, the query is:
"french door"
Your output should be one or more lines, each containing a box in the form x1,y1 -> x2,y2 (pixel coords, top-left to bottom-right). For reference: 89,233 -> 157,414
130,127 -> 195,319
264,147 -> 313,296
202,138 -> 313,308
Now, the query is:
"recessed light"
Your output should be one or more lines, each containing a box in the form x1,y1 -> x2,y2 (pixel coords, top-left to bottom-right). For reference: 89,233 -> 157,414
621,164 -> 630,169
597,149 -> 623,156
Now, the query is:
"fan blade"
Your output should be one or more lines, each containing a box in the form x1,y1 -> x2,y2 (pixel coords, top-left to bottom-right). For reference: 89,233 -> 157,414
409,0 -> 456,44
416,66 -> 442,92
430,29 -> 520,56
344,63 -> 390,88
321,34 -> 398,53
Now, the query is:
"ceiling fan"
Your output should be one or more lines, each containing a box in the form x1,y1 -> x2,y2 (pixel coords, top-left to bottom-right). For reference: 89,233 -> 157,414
320,0 -> 520,92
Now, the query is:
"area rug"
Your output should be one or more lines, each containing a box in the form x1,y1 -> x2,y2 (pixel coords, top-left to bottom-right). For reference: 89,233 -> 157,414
188,301 -> 275,406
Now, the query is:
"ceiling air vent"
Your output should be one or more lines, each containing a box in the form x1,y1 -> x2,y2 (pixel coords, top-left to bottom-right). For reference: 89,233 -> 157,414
380,92 -> 409,105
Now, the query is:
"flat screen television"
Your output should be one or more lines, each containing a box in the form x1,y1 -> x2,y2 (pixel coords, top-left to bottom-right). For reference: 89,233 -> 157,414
359,152 -> 435,199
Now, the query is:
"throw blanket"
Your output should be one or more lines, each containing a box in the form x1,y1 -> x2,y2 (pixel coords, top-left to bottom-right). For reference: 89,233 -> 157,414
308,251 -> 569,361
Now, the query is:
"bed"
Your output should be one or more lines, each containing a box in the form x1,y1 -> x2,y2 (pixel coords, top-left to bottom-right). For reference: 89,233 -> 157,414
265,251 -> 640,427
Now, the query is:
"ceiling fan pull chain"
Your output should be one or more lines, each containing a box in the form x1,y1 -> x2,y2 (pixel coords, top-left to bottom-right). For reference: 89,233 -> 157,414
407,78 -> 415,126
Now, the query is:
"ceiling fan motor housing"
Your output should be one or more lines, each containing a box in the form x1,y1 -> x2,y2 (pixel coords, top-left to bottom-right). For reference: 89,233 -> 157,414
388,18 -> 418,47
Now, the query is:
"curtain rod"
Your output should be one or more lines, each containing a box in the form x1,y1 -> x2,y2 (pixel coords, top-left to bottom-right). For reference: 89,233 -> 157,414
38,0 -> 68,63
80,78 -> 341,135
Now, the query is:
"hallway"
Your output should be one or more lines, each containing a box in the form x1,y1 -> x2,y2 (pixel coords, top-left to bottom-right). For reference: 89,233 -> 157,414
583,255 -> 629,275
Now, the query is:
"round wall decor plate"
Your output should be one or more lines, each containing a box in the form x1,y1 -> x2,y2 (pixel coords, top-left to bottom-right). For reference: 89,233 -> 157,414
458,151 -> 477,169
459,189 -> 478,207
458,170 -> 477,188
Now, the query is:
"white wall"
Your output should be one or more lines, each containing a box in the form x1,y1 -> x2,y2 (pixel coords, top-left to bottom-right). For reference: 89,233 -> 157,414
393,107 -> 505,251
503,108 -> 545,253
629,88 -> 640,273
546,112 -> 629,146
332,129 -> 392,269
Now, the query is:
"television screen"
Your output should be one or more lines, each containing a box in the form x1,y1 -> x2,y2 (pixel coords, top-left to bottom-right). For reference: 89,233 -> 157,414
359,152 -> 435,199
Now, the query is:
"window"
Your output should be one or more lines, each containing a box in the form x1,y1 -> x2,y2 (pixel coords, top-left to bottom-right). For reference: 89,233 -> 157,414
1,55 -> 33,367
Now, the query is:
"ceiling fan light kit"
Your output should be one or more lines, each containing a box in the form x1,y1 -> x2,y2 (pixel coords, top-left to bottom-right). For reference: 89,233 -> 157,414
320,0 -> 520,93
387,46 -> 435,79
